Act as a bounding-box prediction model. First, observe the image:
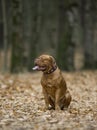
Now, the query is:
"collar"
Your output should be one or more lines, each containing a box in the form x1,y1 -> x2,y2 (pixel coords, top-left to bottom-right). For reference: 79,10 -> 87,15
44,65 -> 57,74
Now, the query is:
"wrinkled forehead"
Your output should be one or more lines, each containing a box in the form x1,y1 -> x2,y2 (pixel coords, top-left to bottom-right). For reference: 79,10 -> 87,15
39,55 -> 50,60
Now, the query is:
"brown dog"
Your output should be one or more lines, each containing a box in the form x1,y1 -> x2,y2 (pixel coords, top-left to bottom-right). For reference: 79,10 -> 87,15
33,54 -> 71,110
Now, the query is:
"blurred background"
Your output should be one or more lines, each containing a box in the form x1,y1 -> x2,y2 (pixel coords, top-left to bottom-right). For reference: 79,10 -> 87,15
0,0 -> 97,73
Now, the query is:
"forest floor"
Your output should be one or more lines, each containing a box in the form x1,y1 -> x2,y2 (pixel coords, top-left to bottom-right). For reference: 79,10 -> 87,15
0,71 -> 97,130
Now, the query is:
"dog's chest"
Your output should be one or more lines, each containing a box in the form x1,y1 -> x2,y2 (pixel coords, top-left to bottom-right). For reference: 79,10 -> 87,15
41,76 -> 57,90
42,79 -> 53,88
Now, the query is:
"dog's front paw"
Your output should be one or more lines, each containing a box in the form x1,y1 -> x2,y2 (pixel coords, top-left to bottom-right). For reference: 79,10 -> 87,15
45,106 -> 53,110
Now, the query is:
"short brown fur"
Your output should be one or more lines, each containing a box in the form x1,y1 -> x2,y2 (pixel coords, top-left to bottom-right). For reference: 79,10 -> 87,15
33,54 -> 72,110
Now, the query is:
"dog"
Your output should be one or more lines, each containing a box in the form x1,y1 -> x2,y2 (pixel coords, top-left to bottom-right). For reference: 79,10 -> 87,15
33,54 -> 71,110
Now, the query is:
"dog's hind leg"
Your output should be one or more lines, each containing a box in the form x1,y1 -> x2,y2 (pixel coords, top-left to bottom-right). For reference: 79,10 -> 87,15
59,91 -> 72,110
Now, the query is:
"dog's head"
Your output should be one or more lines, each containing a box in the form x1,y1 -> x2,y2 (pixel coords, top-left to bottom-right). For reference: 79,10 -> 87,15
32,54 -> 57,74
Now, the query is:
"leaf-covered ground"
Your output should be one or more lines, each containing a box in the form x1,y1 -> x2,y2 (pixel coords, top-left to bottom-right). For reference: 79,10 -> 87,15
0,71 -> 97,130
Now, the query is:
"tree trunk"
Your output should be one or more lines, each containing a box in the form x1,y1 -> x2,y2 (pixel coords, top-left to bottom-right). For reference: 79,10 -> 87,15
91,0 -> 97,68
83,1 -> 94,69
36,0 -> 59,57
57,0 -> 74,71
22,0 -> 35,71
2,0 -> 8,72
10,0 -> 24,73
27,0 -> 38,71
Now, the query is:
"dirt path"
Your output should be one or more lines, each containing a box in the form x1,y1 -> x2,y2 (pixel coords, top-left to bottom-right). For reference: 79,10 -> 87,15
0,71 -> 97,130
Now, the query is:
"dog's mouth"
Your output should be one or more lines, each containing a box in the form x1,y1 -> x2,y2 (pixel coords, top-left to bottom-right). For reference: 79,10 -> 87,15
32,64 -> 46,71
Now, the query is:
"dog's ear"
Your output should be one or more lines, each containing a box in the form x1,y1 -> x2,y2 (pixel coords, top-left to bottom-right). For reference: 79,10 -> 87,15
49,56 -> 56,65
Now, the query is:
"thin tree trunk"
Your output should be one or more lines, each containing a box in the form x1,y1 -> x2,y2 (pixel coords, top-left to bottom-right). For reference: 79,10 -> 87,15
23,0 -> 33,70
27,0 -> 38,71
81,0 -> 95,69
10,0 -> 24,73
57,0 -> 74,70
2,0 -> 8,72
